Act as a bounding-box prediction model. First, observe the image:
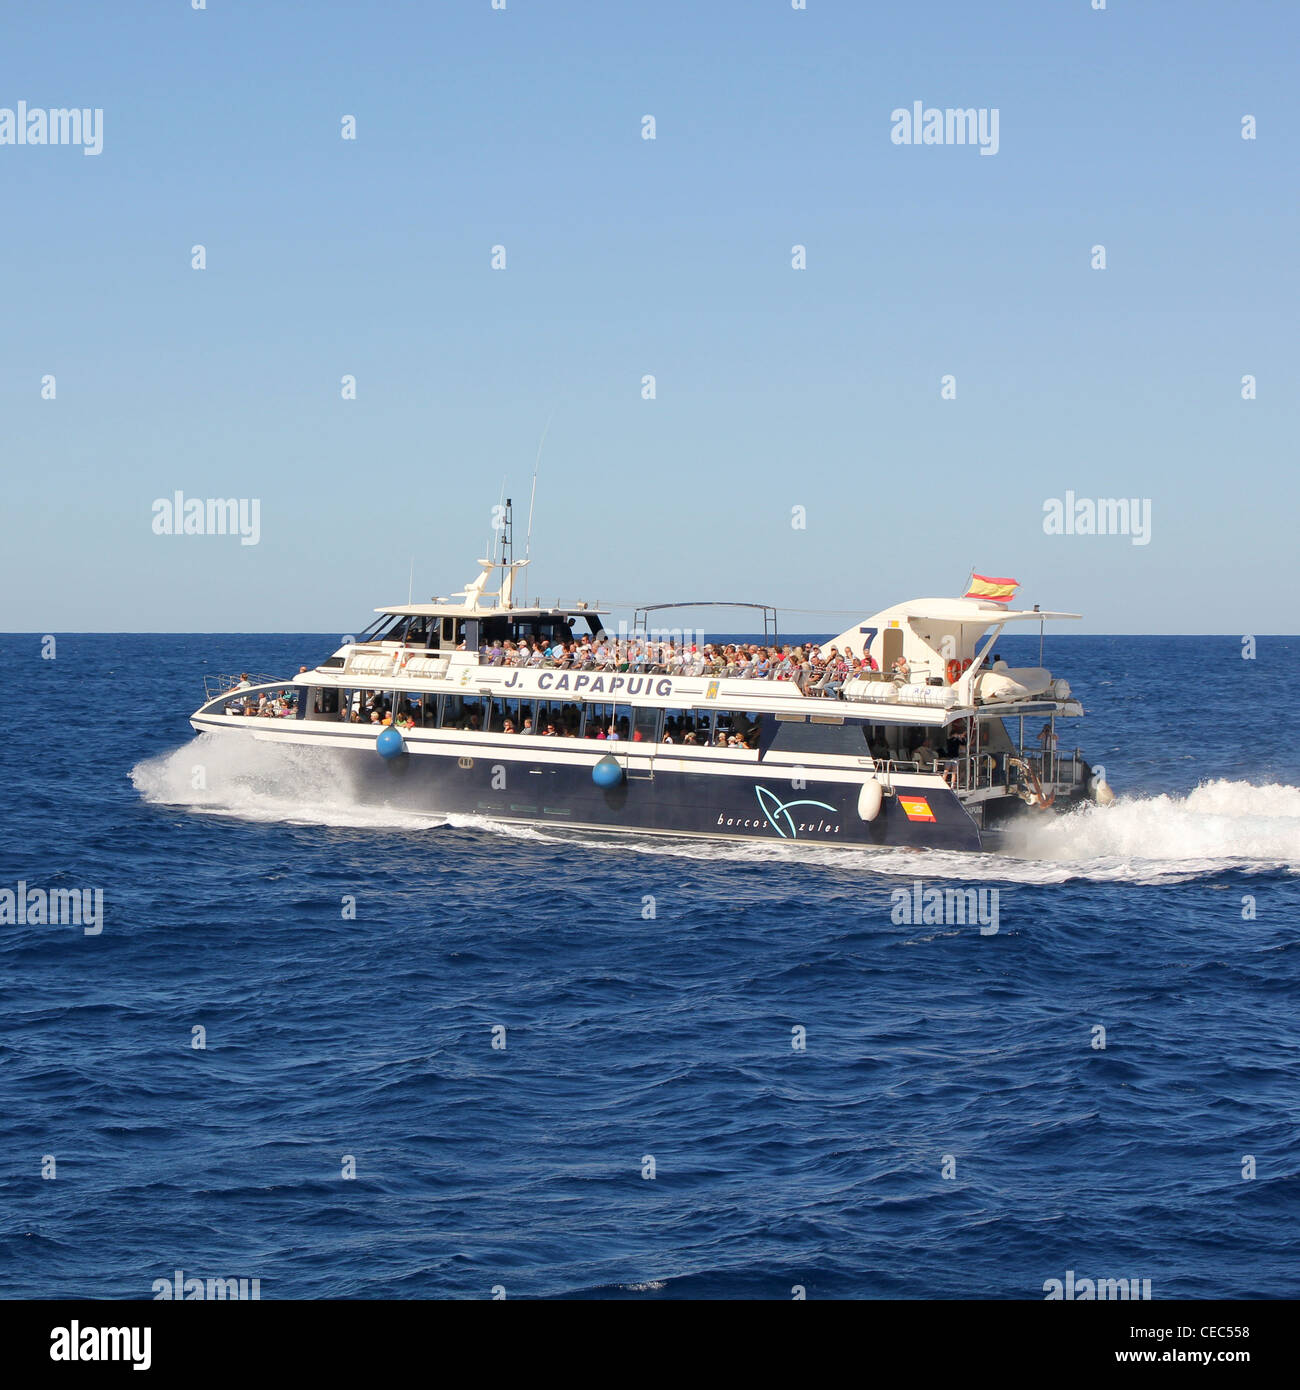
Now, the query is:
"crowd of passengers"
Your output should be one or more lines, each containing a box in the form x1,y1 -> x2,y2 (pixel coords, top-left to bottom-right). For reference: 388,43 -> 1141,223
469,636 -> 896,694
334,689 -> 762,748
226,674 -> 298,717
339,689 -> 981,766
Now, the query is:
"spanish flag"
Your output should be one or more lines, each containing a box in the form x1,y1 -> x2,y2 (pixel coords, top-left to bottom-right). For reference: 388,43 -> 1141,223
898,795 -> 936,823
964,572 -> 1019,604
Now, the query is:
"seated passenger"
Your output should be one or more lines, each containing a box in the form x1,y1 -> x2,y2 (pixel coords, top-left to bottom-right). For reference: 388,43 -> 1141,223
912,735 -> 938,770
891,657 -> 911,683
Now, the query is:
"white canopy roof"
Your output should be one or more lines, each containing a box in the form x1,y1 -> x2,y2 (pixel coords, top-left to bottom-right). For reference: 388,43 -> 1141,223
890,599 -> 1081,624
373,603 -> 600,618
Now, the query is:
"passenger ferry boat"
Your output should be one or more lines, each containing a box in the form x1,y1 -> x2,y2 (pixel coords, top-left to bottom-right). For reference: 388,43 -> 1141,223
189,523 -> 1112,853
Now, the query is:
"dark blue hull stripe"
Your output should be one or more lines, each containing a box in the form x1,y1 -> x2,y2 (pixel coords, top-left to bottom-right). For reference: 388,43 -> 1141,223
336,747 -> 984,852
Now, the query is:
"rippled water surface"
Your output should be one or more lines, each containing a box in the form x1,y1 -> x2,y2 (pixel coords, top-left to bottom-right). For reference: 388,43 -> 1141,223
1,633 -> 1297,1298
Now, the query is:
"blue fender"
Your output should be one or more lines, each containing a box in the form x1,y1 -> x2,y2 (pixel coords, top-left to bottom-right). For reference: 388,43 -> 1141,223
592,754 -> 623,788
376,727 -> 405,760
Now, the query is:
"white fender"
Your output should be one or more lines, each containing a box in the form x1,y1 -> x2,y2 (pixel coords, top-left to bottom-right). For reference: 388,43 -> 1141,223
1091,775 -> 1116,806
857,777 -> 884,822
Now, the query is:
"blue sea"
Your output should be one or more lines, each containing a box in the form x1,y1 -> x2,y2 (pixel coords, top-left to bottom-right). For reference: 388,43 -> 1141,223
2,632 -> 1298,1299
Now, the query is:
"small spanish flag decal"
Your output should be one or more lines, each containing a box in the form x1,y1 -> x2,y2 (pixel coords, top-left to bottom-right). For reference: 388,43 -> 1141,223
964,572 -> 1019,604
898,795 -> 936,823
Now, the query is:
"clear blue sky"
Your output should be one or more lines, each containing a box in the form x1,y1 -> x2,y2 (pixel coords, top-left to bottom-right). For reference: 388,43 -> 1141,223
2,0 -> 1295,634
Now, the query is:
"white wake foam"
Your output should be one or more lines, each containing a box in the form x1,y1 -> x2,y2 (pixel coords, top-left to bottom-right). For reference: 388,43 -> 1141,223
131,733 -> 442,831
132,737 -> 1300,884
995,779 -> 1300,882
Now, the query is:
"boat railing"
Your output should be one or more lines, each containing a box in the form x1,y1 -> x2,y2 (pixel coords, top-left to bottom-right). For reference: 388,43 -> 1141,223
875,758 -> 920,776
1013,748 -> 1087,791
202,673 -> 283,702
939,753 -> 1000,794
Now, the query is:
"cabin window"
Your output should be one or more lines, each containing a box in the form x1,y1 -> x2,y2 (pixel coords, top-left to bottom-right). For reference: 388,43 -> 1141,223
348,688 -> 394,726
309,687 -> 340,721
495,696 -> 539,734
398,615 -> 431,647
710,711 -> 763,750
441,694 -> 487,731
494,617 -> 577,647
660,708 -> 711,745
358,614 -> 410,643
862,722 -> 953,762
580,701 -> 613,739
496,698 -> 580,737
630,706 -> 660,743
530,701 -> 581,737
357,614 -> 398,642
580,702 -> 633,741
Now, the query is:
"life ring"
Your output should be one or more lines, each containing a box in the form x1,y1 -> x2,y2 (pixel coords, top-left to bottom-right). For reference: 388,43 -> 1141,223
946,657 -> 971,685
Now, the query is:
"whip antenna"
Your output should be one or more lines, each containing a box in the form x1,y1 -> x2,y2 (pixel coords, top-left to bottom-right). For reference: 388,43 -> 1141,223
523,411 -> 552,603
